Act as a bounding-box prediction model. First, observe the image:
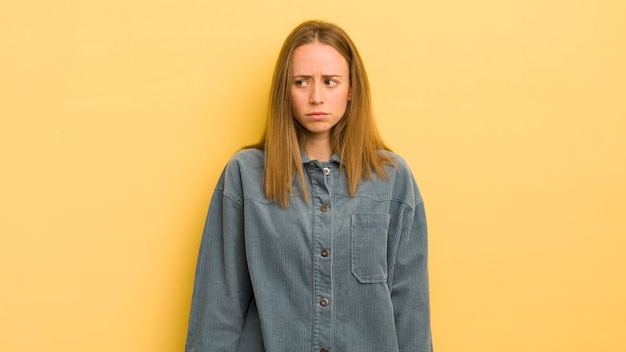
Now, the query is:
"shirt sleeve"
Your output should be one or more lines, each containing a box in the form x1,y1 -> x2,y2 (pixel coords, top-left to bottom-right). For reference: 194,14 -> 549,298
185,165 -> 253,352
390,177 -> 434,352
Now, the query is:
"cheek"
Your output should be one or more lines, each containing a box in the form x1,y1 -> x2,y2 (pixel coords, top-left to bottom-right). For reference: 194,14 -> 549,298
338,90 -> 351,106
289,92 -> 298,112
291,92 -> 307,112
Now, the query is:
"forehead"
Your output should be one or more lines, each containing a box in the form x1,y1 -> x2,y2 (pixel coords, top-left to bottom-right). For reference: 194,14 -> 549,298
291,42 -> 349,74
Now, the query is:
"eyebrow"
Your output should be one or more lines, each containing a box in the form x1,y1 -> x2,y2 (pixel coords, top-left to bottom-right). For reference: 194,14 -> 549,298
292,74 -> 344,79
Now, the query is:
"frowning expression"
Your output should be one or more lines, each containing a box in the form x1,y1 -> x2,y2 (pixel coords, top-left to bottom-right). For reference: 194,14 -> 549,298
291,42 -> 351,140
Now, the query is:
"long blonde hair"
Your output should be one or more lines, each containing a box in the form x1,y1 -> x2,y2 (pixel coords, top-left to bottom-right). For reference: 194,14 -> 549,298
250,20 -> 394,207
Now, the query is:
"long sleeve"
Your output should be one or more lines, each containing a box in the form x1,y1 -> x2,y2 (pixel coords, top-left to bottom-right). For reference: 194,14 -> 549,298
185,149 -> 434,351
185,167 -> 253,352
390,180 -> 434,352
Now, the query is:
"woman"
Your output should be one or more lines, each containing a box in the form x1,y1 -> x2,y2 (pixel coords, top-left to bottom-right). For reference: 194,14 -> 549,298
186,20 -> 433,352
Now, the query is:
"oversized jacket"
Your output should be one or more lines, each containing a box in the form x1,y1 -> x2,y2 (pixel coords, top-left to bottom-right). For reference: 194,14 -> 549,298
186,148 -> 433,352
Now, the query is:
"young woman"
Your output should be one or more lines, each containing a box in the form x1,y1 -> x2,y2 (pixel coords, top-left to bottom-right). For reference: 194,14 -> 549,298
186,20 -> 433,352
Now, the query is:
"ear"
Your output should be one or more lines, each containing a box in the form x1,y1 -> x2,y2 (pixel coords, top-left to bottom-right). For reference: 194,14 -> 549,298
348,86 -> 352,101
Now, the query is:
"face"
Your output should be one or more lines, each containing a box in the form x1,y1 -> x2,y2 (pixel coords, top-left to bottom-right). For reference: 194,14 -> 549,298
290,42 -> 351,141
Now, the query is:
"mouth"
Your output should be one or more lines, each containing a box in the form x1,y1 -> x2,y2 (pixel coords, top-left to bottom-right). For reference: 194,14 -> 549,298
307,112 -> 329,117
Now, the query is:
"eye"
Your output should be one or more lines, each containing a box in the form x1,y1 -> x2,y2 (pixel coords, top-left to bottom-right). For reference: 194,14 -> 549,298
294,80 -> 308,87
324,79 -> 338,87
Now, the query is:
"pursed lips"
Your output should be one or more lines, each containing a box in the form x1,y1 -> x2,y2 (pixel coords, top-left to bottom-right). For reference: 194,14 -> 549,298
306,112 -> 329,116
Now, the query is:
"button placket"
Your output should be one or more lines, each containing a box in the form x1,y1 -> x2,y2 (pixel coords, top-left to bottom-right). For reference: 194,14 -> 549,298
310,161 -> 333,351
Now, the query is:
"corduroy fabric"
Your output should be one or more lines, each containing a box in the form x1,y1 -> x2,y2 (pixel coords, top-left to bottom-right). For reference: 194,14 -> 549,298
186,148 -> 433,352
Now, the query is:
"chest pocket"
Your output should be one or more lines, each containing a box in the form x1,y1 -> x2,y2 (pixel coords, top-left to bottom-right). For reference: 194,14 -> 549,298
350,214 -> 390,284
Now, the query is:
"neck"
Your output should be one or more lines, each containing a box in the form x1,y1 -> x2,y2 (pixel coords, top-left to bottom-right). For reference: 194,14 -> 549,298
302,135 -> 333,161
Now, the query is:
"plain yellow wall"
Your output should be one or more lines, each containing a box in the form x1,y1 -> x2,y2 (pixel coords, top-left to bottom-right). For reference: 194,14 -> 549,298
1,0 -> 625,351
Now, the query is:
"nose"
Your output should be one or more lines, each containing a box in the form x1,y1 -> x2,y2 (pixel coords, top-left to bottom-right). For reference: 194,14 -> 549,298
309,82 -> 324,104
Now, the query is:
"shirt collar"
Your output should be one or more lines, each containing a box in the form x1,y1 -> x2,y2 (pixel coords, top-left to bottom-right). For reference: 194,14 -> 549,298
301,151 -> 342,165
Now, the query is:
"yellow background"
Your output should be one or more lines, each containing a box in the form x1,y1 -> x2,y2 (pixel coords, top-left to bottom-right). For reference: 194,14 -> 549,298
1,0 -> 625,351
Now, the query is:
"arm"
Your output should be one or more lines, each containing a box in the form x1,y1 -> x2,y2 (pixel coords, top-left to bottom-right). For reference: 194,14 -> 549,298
185,168 -> 252,351
390,184 -> 434,352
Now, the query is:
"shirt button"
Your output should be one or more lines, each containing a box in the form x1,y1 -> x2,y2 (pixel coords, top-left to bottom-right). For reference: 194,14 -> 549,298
320,205 -> 329,212
323,167 -> 330,176
321,248 -> 329,257
320,298 -> 329,307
